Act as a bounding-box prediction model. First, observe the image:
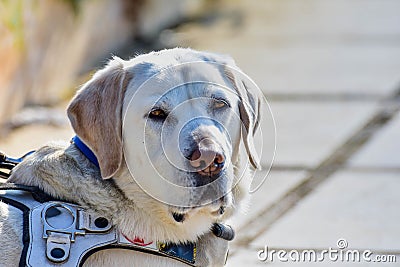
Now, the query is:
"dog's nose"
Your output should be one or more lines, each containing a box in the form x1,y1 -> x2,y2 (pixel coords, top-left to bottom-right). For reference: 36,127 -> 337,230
189,147 -> 225,177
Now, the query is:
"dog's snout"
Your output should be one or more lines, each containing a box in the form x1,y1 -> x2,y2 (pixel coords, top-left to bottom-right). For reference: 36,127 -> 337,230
189,146 -> 225,178
179,118 -> 228,182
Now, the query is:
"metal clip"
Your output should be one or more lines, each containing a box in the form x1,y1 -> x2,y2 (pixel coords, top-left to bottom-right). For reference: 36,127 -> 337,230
46,232 -> 71,263
78,210 -> 112,232
42,202 -> 85,241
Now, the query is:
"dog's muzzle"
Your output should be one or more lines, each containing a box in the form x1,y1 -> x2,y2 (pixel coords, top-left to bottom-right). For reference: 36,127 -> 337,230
188,140 -> 226,180
179,118 -> 230,186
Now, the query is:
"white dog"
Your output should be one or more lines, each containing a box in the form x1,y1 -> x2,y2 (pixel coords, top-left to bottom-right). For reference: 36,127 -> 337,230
0,48 -> 262,266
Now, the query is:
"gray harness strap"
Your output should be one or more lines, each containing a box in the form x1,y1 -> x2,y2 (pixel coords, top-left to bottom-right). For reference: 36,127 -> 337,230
0,184 -> 196,266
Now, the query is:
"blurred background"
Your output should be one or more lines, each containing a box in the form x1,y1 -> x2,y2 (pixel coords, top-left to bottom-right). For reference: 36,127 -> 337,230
1,0 -> 400,266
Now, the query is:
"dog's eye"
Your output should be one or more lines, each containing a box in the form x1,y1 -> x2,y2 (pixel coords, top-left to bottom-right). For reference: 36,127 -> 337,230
212,99 -> 229,109
149,109 -> 167,120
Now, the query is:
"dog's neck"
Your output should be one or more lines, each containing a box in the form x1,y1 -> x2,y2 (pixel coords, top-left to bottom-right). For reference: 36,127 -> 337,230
8,141 -> 212,243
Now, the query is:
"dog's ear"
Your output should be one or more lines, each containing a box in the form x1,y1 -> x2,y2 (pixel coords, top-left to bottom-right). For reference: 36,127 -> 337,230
67,58 -> 132,179
225,68 -> 262,170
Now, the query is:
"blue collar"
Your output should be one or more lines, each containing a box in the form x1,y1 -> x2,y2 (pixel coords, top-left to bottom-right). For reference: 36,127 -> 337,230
71,136 -> 100,168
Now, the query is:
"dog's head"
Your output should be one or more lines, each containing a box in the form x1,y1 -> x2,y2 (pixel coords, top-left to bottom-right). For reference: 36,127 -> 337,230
67,48 -> 262,240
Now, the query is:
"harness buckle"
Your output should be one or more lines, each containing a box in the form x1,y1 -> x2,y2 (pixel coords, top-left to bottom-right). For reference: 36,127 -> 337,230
40,202 -> 114,264
42,202 -> 85,241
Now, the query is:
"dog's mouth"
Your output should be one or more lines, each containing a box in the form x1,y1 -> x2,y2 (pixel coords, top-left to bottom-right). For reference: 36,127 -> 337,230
170,197 -> 228,223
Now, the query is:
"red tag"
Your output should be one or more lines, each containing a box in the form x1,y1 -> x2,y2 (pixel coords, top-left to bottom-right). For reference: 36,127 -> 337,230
123,234 -> 153,246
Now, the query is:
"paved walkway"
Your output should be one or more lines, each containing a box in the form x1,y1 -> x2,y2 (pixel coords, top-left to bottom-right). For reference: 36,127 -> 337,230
1,1 -> 400,266
174,0 -> 400,266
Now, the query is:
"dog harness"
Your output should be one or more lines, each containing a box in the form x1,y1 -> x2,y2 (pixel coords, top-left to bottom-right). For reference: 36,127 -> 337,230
0,146 -> 234,267
0,183 -> 200,266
